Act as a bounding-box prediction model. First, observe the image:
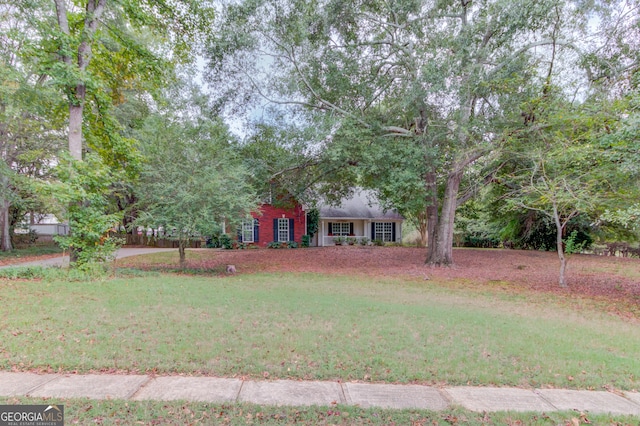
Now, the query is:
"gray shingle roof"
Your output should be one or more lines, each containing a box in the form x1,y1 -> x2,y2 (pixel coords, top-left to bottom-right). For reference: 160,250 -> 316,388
319,190 -> 403,220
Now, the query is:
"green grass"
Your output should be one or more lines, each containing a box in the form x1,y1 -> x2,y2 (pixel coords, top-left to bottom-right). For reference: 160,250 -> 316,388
2,397 -> 638,425
1,272 -> 638,391
0,243 -> 62,259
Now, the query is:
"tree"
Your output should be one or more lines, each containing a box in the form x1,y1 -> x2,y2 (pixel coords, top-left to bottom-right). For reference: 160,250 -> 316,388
498,90 -> 640,286
208,0 -> 604,265
36,0 -> 215,160
136,86 -> 258,266
12,0 -> 214,264
45,153 -> 123,268
0,1 -> 64,251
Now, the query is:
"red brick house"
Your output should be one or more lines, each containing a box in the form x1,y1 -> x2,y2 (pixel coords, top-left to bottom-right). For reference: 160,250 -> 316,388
235,189 -> 403,247
237,201 -> 307,247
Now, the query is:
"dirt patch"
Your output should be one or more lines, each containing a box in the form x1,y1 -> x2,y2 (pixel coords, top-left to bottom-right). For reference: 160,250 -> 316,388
154,246 -> 640,303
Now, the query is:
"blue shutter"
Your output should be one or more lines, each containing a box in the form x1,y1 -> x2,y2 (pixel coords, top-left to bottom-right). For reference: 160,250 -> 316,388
349,222 -> 354,235
392,223 -> 397,242
254,219 -> 259,242
273,219 -> 278,242
371,223 -> 376,240
328,222 -> 333,234
237,225 -> 243,243
289,218 -> 294,241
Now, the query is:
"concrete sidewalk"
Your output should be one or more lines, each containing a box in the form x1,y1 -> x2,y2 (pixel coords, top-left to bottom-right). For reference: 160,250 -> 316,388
0,248 -> 175,269
1,372 -> 639,415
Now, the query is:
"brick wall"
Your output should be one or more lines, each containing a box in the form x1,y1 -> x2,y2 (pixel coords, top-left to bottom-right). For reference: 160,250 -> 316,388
249,203 -> 306,247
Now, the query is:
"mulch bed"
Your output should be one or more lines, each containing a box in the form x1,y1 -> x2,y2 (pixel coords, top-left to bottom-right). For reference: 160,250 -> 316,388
179,247 -> 640,309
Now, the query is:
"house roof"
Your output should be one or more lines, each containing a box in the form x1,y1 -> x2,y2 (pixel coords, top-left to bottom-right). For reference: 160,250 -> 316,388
319,189 -> 403,220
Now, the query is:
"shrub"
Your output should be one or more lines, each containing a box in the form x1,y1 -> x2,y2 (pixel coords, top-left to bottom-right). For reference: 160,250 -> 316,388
301,235 -> 310,247
333,236 -> 345,245
219,234 -> 233,250
359,237 -> 370,246
372,239 -> 385,246
287,240 -> 298,249
565,230 -> 589,254
267,241 -> 281,249
236,242 -> 247,250
206,234 -> 221,248
346,237 -> 356,245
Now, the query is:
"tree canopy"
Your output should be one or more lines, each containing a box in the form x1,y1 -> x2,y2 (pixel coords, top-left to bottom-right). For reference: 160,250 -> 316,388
207,0 -> 638,266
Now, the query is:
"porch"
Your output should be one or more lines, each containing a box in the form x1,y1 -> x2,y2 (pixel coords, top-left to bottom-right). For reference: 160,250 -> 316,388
317,219 -> 401,246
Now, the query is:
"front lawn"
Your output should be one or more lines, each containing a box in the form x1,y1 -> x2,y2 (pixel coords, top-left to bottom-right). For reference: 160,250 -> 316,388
1,397 -> 637,425
1,271 -> 638,391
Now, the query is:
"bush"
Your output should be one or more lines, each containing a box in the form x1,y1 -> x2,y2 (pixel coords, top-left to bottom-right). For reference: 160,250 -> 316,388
346,237 -> 356,245
359,237 -> 370,246
287,240 -> 298,249
301,235 -> 310,247
267,241 -> 281,249
12,230 -> 39,246
205,234 -> 220,248
463,234 -> 500,248
372,239 -> 385,246
333,236 -> 345,245
219,234 -> 233,250
565,230 -> 589,254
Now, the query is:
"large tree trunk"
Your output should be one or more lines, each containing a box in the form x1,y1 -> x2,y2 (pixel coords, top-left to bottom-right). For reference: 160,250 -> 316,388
179,239 -> 186,268
415,210 -> 428,247
69,99 -> 84,160
426,171 -> 462,266
0,197 -> 12,251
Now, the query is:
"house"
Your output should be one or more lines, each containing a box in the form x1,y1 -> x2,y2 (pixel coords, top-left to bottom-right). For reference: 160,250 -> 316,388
237,200 -> 307,247
236,189 -> 403,247
316,189 -> 403,246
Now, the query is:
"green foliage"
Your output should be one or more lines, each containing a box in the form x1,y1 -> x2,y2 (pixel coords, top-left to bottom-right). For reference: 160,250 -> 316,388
0,266 -> 48,280
205,234 -> 221,248
210,0 -> 613,265
134,90 -> 258,265
219,234 -> 233,250
301,234 -> 310,247
306,208 -> 319,238
564,230 -> 588,254
44,154 -> 123,268
333,236 -> 345,245
267,241 -> 281,249
359,237 -> 370,246
286,240 -> 298,249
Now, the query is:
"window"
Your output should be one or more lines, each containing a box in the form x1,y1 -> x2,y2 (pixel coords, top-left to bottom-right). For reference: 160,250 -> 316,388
374,222 -> 393,242
277,218 -> 289,242
330,222 -> 352,236
241,219 -> 255,243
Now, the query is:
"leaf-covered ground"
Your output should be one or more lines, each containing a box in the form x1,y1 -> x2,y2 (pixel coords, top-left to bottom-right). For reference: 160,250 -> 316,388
145,247 -> 640,318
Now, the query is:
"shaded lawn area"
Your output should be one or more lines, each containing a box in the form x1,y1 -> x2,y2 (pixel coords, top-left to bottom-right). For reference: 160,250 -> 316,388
1,271 -> 638,391
118,247 -> 640,313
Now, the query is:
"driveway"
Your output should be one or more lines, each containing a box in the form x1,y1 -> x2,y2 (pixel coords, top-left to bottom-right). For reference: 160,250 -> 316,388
0,247 -> 175,269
